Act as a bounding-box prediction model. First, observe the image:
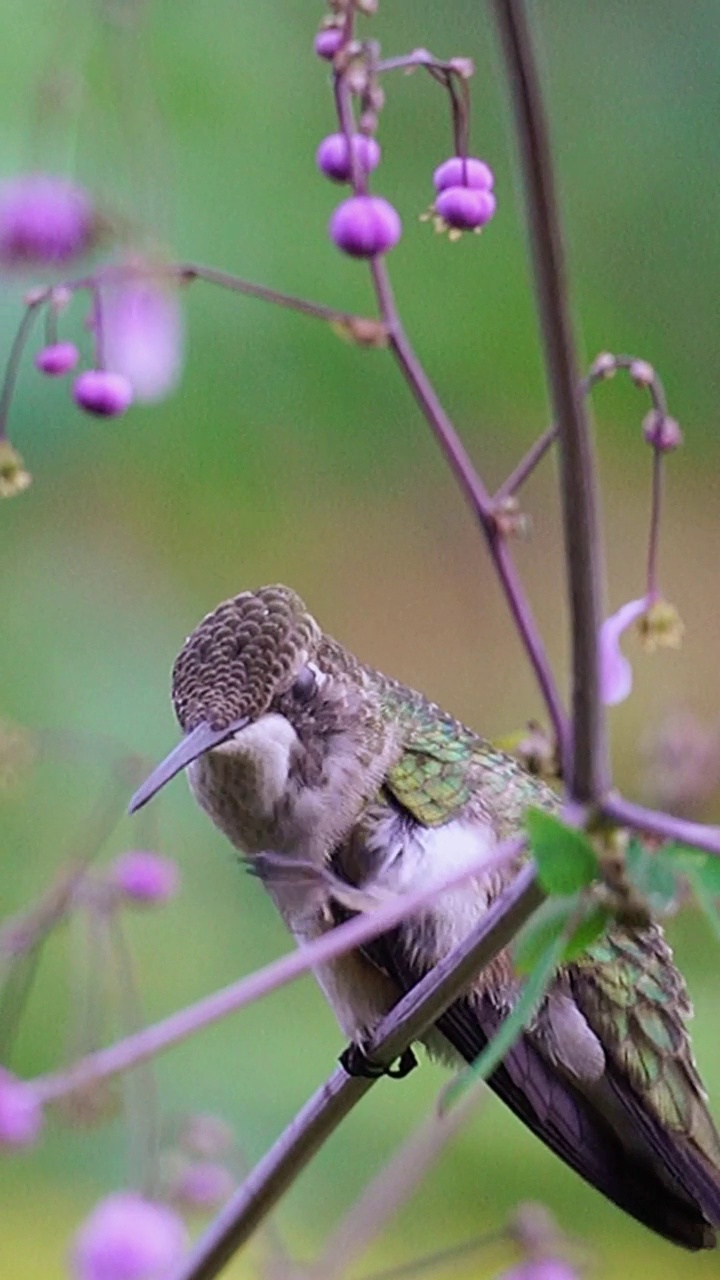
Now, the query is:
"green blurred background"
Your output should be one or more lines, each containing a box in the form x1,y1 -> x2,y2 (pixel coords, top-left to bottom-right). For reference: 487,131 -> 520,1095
1,1 -> 719,1276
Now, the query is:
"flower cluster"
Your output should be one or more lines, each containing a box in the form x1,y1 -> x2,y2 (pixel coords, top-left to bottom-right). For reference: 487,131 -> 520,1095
313,22 -> 496,256
0,174 -> 185,494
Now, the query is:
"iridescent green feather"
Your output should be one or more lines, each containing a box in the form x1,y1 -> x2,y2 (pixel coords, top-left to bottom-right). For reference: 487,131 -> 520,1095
571,927 -> 720,1166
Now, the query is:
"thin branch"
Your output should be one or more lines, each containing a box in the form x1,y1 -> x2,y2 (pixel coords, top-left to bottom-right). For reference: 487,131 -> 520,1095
32,838 -> 525,1103
171,864 -> 544,1280
602,793 -> 720,856
490,0 -> 609,801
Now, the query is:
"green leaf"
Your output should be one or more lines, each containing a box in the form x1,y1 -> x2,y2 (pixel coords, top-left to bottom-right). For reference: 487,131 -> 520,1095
441,926 -> 567,1112
625,839 -> 680,915
514,895 -> 610,974
525,808 -> 599,895
514,896 -> 576,974
562,902 -> 612,960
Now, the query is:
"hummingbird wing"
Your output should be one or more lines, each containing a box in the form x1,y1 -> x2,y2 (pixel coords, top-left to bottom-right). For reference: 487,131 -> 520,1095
340,726 -> 720,1248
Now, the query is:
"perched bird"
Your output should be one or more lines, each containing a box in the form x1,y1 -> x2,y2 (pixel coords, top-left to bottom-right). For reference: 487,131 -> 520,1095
130,585 -> 720,1249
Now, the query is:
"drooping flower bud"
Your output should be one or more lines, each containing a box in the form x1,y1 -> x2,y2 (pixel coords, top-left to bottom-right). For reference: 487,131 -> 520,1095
35,342 -> 80,377
73,370 -> 133,418
329,196 -> 401,258
316,133 -> 381,184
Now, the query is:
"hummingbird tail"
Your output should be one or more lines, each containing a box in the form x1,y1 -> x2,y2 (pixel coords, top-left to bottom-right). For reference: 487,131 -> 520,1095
437,997 -> 718,1250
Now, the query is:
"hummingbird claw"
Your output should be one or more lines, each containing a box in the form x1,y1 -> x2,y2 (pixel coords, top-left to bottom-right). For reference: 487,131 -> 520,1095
339,1042 -> 418,1080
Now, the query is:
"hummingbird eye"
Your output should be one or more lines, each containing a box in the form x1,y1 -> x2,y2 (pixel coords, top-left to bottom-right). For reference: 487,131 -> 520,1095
290,664 -> 317,702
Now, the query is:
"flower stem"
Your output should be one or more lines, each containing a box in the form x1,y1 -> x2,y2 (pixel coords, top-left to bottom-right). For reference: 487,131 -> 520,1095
490,0 -> 609,801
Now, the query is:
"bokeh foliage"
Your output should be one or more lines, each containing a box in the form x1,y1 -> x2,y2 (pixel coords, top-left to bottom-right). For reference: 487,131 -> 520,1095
1,2 -> 719,1277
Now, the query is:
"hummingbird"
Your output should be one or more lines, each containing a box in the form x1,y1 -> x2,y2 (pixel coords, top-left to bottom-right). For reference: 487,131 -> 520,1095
130,584 -> 720,1249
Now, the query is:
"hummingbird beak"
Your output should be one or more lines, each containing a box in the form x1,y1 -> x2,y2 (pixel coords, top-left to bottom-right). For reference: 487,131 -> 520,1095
128,716 -> 251,814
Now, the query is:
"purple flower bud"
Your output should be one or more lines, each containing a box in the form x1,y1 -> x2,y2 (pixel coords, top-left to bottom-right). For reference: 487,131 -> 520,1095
101,272 -> 184,403
599,597 -> 647,706
171,1162 -> 235,1212
642,410 -> 683,452
316,133 -> 381,184
34,341 -> 79,377
73,370 -> 133,418
111,851 -> 180,906
0,1068 -> 43,1147
433,156 -> 495,194
0,173 -> 95,268
329,196 -> 401,258
314,28 -> 343,60
496,1261 -> 578,1280
72,1193 -> 187,1280
435,186 -> 496,231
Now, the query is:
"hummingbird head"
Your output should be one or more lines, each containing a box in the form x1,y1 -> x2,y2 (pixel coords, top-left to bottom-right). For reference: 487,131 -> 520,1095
171,584 -> 323,735
129,586 -> 397,856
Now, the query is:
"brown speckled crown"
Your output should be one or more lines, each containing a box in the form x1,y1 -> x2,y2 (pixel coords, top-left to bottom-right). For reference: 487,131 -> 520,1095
171,585 -> 320,732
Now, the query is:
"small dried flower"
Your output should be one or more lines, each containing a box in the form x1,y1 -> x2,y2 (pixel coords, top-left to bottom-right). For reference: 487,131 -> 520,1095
0,1068 -> 43,1148
638,598 -> 685,652
110,852 -> 180,906
71,1193 -> 187,1280
330,315 -> 388,347
0,173 -> 96,268
329,195 -> 401,258
35,341 -> 79,377
0,440 -> 31,498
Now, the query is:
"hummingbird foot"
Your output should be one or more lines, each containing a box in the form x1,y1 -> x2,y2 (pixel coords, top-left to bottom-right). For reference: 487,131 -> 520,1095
339,1042 -> 418,1080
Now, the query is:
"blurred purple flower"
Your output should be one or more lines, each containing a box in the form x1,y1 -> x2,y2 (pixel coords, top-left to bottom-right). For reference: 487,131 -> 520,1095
599,597 -> 647,705
496,1261 -> 578,1280
0,173 -> 96,268
0,1068 -> 43,1147
35,342 -> 79,377
73,370 -> 133,418
110,851 -> 180,906
170,1161 -> 235,1212
72,1193 -> 187,1280
100,270 -> 184,403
